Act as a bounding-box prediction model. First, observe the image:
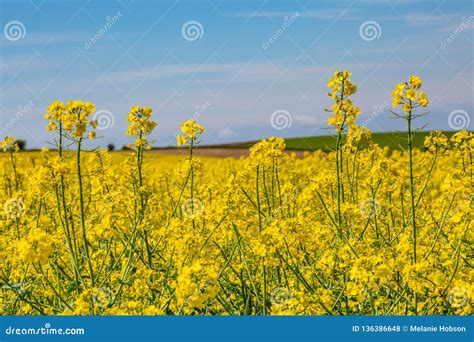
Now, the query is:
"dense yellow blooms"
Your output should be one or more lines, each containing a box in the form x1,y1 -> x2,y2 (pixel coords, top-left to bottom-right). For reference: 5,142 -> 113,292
424,131 -> 449,153
176,119 -> 205,147
16,229 -> 53,265
0,73 -> 472,317
44,100 -> 96,139
249,136 -> 286,166
1,136 -> 19,153
326,70 -> 360,132
392,74 -> 429,109
126,106 -> 157,150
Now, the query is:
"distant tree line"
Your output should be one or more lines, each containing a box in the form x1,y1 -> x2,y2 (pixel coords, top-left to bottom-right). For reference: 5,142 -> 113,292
8,139 -> 122,151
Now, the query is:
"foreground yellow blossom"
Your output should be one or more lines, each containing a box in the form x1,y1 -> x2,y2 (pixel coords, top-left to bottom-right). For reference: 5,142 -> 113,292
176,119 -> 205,147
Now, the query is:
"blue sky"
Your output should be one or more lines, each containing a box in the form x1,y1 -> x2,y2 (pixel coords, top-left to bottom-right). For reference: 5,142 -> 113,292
0,0 -> 472,149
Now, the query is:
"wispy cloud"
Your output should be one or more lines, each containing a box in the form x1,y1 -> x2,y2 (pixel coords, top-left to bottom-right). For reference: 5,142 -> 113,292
294,114 -> 322,125
102,63 -> 247,83
102,61 -> 311,84
230,8 -> 462,28
0,33 -> 87,47
217,127 -> 238,139
398,13 -> 454,26
358,0 -> 437,4
378,12 -> 470,28
230,9 -> 354,20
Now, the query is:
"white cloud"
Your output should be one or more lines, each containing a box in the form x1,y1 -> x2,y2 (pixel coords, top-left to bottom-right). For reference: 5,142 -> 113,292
230,9 -> 353,20
0,33 -> 87,47
359,0 -> 436,3
101,61 -> 316,83
218,127 -> 238,139
294,114 -> 322,125
299,10 -> 356,20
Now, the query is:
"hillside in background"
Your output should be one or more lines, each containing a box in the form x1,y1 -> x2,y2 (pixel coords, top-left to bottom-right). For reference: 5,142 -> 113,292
201,131 -> 459,152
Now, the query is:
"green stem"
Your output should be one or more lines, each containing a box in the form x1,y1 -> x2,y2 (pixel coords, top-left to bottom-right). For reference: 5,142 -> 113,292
58,122 -> 81,286
9,150 -> 19,191
255,165 -> 267,314
190,139 -> 196,230
334,77 -> 346,238
77,138 -> 94,286
407,102 -> 417,314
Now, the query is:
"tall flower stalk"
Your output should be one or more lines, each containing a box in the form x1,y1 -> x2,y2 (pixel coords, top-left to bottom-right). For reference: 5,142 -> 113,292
46,100 -> 97,286
248,137 -> 286,315
1,136 -> 20,194
126,105 -> 157,267
176,119 -> 205,229
391,75 -> 429,313
44,102 -> 81,285
325,70 -> 360,237
126,106 -> 157,220
1,137 -> 22,240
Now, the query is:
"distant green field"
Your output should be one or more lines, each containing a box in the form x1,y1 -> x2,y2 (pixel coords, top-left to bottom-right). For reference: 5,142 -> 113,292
209,131 -> 459,152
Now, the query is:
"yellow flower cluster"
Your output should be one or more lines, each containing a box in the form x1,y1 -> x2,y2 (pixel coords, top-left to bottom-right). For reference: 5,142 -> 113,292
327,70 -> 357,99
16,229 -> 52,265
326,70 -> 360,132
424,131 -> 449,153
126,106 -> 157,150
1,136 -> 19,152
175,259 -> 219,309
176,119 -> 205,147
392,75 -> 429,111
44,101 -> 65,131
44,100 -> 97,139
249,136 -> 286,166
